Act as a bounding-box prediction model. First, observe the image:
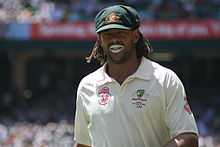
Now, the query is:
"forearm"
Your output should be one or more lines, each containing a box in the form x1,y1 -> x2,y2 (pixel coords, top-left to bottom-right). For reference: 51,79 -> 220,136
74,143 -> 91,147
165,133 -> 198,147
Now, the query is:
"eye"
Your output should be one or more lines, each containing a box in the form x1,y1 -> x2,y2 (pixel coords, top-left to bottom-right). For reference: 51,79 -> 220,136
101,30 -> 130,39
102,31 -> 112,37
118,32 -> 127,36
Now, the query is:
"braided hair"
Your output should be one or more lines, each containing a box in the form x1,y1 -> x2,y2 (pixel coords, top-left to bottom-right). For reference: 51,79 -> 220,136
86,31 -> 152,65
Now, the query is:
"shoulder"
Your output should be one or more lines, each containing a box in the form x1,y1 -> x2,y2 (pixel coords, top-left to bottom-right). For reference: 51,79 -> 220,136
144,58 -> 180,85
77,66 -> 104,90
144,58 -> 185,98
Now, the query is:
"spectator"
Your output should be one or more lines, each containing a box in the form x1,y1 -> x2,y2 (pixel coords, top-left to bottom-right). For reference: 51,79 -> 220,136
1,0 -> 220,23
0,121 -> 74,147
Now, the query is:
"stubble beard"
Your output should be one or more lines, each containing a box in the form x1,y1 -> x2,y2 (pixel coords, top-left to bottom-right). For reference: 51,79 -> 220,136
107,44 -> 136,64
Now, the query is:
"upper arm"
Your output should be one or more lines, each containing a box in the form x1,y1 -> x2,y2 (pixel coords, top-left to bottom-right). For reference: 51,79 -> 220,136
164,70 -> 198,138
74,85 -> 91,146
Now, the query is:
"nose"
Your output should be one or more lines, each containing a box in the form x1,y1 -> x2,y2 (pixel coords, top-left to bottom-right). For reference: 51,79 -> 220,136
110,39 -> 119,44
108,39 -> 122,47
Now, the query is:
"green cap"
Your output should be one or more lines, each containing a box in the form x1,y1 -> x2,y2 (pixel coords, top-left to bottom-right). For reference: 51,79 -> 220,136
95,5 -> 140,33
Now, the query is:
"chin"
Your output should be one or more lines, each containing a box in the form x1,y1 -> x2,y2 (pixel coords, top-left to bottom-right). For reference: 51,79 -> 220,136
108,57 -> 128,64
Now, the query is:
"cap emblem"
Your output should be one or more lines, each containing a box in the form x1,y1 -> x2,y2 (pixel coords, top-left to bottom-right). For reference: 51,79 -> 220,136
105,12 -> 121,23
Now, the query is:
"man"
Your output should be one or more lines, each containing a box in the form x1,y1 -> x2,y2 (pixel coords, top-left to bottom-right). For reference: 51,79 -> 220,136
74,4 -> 198,147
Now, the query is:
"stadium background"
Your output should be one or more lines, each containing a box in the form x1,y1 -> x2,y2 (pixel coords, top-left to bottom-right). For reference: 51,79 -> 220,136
0,0 -> 220,146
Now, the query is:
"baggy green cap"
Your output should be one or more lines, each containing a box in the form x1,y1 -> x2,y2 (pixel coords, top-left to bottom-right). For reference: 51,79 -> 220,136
95,5 -> 140,33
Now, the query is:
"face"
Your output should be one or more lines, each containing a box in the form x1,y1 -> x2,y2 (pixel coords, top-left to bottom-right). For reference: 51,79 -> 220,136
99,29 -> 138,64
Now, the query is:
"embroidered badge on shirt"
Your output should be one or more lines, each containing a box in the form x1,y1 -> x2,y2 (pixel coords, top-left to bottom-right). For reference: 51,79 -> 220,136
184,96 -> 192,114
98,87 -> 111,105
132,89 -> 147,108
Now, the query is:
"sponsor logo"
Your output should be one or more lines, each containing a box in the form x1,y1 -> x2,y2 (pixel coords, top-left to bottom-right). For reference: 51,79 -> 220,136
132,89 -> 147,108
98,87 -> 111,105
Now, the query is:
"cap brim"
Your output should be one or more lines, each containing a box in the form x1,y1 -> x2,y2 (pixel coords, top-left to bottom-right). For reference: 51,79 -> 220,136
96,24 -> 131,33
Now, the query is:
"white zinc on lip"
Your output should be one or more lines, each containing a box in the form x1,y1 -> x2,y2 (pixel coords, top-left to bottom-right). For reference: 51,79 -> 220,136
109,44 -> 124,53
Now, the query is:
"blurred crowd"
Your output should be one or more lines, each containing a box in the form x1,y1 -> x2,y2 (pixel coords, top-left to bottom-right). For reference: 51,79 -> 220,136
0,0 -> 220,146
0,121 -> 219,147
0,121 -> 74,147
0,0 -> 220,23
0,122 -> 219,147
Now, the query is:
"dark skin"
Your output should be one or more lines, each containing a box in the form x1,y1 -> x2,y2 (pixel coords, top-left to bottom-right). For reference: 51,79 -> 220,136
74,29 -> 198,147
99,28 -> 140,84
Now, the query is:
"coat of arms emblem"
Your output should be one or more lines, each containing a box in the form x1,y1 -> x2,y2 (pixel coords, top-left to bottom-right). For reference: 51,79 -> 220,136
105,13 -> 121,23
98,87 -> 111,105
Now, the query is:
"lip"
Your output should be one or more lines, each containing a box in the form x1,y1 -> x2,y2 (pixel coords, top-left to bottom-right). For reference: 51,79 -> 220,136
109,44 -> 124,53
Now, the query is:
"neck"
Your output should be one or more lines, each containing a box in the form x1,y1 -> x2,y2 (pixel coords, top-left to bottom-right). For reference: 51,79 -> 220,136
106,56 -> 141,84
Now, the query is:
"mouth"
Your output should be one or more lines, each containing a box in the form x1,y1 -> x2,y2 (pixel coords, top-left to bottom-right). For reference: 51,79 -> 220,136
109,44 -> 124,53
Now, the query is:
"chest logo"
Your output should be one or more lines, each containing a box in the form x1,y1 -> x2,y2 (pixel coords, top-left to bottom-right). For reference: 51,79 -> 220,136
98,87 -> 111,105
132,89 -> 147,108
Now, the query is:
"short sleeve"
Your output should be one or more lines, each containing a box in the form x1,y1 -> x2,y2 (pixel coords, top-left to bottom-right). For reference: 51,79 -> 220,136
164,70 -> 198,138
74,86 -> 91,146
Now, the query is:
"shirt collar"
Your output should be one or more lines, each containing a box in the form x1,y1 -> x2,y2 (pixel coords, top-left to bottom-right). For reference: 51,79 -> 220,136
130,57 -> 153,80
95,64 -> 113,86
96,57 -> 153,86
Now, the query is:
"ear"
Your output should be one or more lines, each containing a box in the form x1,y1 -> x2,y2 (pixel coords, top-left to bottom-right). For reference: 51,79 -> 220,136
97,34 -> 102,46
97,34 -> 101,41
133,29 -> 140,43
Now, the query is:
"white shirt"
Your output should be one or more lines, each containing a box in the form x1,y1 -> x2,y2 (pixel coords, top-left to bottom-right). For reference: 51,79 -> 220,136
74,57 -> 198,147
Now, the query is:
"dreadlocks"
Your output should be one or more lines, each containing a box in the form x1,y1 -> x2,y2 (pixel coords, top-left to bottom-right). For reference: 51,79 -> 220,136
86,31 -> 152,65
